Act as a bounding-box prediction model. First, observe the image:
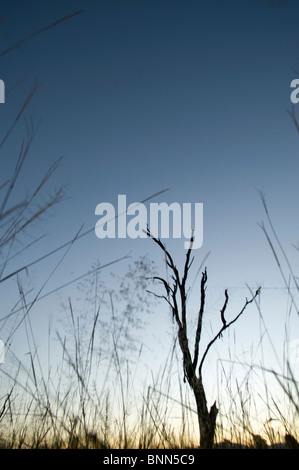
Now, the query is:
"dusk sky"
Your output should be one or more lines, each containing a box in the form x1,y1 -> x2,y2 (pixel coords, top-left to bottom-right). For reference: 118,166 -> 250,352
0,0 -> 298,419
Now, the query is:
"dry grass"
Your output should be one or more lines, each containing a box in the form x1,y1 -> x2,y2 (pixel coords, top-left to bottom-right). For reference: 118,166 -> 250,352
0,291 -> 298,449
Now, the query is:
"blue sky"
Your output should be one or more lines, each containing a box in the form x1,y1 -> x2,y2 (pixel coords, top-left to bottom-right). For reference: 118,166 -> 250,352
0,0 -> 298,418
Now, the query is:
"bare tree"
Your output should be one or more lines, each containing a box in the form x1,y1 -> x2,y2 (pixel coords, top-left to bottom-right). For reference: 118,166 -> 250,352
146,228 -> 260,448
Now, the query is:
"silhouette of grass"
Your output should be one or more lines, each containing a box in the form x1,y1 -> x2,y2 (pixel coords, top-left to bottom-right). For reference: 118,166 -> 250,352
0,292 -> 298,449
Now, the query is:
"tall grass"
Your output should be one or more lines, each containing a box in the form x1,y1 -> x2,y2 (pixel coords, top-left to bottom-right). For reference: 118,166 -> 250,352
0,303 -> 196,449
0,264 -> 298,449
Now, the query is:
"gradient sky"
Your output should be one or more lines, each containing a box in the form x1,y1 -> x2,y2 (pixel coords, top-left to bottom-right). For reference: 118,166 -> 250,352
0,0 -> 298,418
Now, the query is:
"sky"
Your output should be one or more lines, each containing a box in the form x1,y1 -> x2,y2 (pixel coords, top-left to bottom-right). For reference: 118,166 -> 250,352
0,0 -> 298,429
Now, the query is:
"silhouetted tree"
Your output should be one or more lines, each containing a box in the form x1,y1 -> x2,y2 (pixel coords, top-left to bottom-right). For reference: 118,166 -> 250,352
146,229 -> 260,448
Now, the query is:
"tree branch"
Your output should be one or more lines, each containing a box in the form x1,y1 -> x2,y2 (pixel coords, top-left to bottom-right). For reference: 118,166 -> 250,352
220,289 -> 229,326
198,287 -> 260,375
192,268 -> 207,370
180,233 -> 194,332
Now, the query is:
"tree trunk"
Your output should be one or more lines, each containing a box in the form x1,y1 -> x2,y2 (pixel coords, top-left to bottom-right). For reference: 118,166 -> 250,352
178,326 -> 218,448
192,375 -> 218,449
